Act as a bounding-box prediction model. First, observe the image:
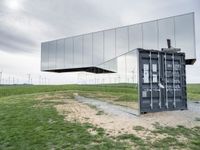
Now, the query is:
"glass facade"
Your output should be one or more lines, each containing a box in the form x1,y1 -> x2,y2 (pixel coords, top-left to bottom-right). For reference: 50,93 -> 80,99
41,13 -> 195,70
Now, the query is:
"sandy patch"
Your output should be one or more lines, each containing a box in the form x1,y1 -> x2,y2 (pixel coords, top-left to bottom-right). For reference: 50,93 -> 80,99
54,95 -> 200,138
36,92 -> 72,101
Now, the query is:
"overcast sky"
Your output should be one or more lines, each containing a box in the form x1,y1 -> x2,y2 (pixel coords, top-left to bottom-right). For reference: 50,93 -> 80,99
0,0 -> 199,84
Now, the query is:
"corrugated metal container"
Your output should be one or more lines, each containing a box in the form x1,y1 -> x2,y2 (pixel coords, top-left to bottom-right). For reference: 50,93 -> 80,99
138,49 -> 187,113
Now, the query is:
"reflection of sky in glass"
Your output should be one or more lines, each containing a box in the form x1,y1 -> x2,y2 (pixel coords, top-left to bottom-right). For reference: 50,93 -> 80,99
48,40 -> 56,69
64,38 -> 73,68
158,17 -> 175,49
175,13 -> 195,59
129,24 -> 143,50
83,34 -> 93,66
56,39 -> 65,69
143,21 -> 158,49
104,29 -> 116,61
73,36 -> 83,68
93,32 -> 104,65
116,27 -> 128,56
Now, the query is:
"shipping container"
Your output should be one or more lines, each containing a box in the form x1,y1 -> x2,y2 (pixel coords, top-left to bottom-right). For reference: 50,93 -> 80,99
138,49 -> 187,113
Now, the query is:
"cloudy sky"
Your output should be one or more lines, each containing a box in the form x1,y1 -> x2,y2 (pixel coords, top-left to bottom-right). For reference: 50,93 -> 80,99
0,0 -> 199,84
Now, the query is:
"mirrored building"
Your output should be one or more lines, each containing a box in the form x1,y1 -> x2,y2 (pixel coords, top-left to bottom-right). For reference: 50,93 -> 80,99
41,12 -> 196,73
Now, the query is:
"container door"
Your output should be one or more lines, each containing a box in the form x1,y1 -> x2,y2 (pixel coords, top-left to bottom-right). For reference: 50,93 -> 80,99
139,50 -> 187,114
139,51 -> 162,113
162,52 -> 187,111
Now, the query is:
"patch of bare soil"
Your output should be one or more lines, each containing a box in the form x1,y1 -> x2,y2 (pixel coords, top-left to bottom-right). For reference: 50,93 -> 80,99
56,100 -> 133,137
36,92 -> 72,101
33,92 -> 71,108
55,97 -> 200,138
113,101 -> 138,109
54,99 -> 162,139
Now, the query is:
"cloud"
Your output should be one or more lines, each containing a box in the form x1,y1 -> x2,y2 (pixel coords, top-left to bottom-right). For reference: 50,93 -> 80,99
0,28 -> 37,53
0,0 -> 122,54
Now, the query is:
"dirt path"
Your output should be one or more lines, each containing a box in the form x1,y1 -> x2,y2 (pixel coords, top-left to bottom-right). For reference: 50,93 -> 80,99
55,94 -> 200,136
74,93 -> 139,117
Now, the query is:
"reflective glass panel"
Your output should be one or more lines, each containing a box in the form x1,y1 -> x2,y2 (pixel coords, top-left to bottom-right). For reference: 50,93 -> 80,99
48,40 -> 56,69
175,13 -> 195,59
56,39 -> 65,69
93,31 -> 104,65
129,24 -> 143,50
143,21 -> 158,49
158,17 -> 175,49
44,42 -> 49,70
104,29 -> 116,61
116,27 -> 128,56
65,38 -> 73,68
41,43 -> 45,70
83,34 -> 93,66
73,36 -> 83,68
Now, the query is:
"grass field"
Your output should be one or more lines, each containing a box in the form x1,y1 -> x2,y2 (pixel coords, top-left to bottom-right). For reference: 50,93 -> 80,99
0,84 -> 199,100
0,84 -> 199,149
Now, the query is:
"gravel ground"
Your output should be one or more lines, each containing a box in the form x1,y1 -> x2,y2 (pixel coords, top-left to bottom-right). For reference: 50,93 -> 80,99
188,101 -> 200,113
74,93 -> 200,117
54,94 -> 200,136
74,93 -> 200,128
74,93 -> 139,117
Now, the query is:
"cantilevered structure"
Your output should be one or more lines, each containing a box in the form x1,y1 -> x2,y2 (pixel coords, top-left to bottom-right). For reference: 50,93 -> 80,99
41,13 -> 196,73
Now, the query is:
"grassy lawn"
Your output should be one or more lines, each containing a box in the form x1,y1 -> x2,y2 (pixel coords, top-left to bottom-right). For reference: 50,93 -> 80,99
0,84 -> 137,99
0,84 -> 199,101
0,92 -> 128,150
0,84 -> 199,149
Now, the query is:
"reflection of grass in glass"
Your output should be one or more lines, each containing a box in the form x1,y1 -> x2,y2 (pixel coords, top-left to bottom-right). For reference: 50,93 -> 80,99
116,94 -> 138,102
187,84 -> 200,101
195,117 -> 200,121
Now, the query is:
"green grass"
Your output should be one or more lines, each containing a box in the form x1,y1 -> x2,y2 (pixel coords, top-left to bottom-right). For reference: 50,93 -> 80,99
195,117 -> 200,121
117,134 -> 146,147
116,94 -> 138,102
133,126 -> 145,131
96,110 -> 105,115
0,92 -> 129,150
117,124 -> 200,150
151,136 -> 185,149
0,83 -> 199,101
151,123 -> 200,149
0,84 -> 199,149
0,84 -> 138,99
